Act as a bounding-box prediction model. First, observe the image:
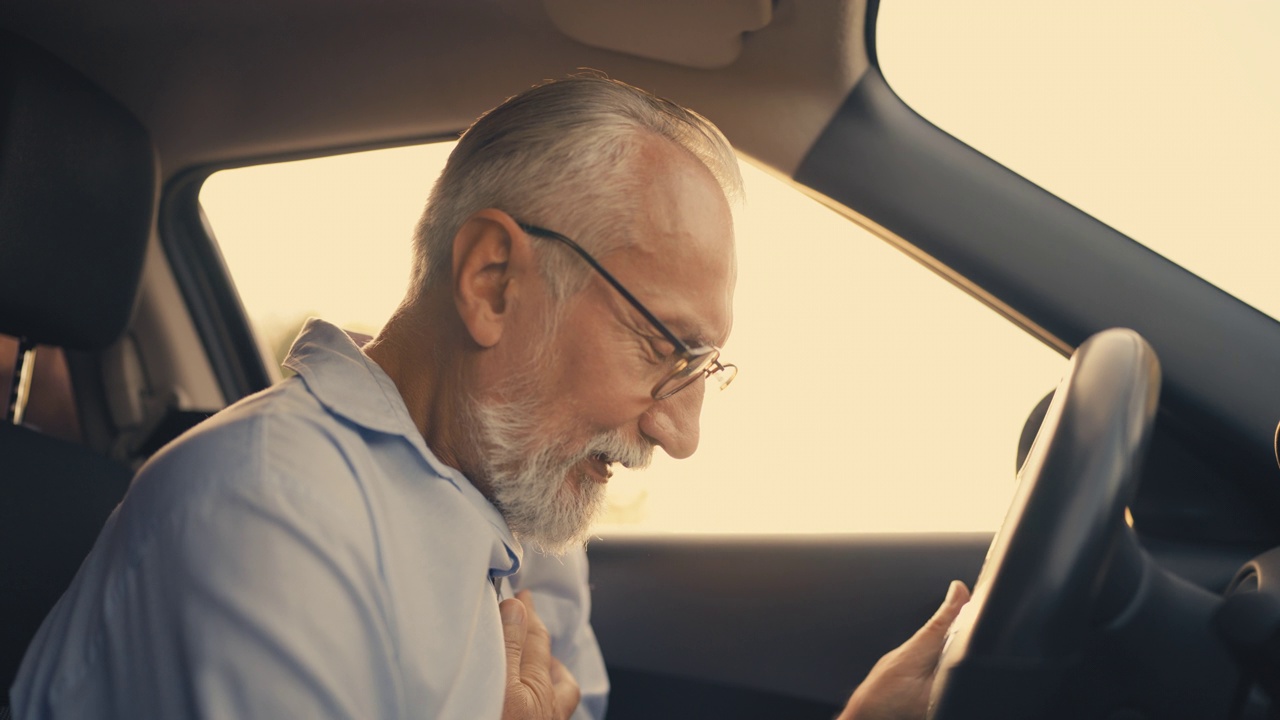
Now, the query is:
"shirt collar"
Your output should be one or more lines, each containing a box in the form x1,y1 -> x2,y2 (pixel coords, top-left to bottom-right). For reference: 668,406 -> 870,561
282,318 -> 523,569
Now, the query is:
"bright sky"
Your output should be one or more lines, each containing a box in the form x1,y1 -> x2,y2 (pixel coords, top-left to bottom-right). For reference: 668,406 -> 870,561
199,1 -> 1276,535
877,0 -> 1280,322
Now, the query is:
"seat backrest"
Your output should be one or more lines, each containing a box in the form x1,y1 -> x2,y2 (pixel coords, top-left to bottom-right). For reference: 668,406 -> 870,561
0,30 -> 156,694
0,425 -> 135,689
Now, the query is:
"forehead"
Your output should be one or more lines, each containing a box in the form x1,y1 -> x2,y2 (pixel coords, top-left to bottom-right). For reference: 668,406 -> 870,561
606,138 -> 737,347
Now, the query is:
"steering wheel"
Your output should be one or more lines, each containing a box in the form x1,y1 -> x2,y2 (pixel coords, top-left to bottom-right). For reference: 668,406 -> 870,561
928,328 -> 1161,719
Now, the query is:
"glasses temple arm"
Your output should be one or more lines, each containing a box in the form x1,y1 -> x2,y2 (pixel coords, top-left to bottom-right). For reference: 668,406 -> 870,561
519,223 -> 694,354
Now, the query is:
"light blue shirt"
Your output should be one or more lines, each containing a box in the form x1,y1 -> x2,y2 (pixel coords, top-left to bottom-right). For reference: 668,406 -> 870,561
12,318 -> 608,719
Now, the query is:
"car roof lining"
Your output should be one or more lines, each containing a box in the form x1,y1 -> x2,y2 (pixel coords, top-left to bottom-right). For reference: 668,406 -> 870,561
1,0 -> 869,180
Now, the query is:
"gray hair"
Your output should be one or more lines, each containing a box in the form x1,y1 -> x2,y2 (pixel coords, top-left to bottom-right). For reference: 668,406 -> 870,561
411,76 -> 742,302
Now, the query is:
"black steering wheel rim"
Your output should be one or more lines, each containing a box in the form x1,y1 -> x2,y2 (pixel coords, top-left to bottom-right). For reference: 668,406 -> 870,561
929,328 -> 1162,719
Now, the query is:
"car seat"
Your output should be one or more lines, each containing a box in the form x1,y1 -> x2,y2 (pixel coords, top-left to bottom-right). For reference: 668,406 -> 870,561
0,30 -> 156,701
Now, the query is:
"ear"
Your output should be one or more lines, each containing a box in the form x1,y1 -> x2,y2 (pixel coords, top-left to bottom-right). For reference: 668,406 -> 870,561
451,209 -> 536,348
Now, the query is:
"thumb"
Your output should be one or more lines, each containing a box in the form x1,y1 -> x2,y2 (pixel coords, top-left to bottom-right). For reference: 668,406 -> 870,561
500,597 -> 527,686
899,580 -> 970,672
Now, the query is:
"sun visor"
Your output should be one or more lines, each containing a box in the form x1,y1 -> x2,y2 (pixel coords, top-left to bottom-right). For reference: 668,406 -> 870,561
0,32 -> 157,350
542,0 -> 773,69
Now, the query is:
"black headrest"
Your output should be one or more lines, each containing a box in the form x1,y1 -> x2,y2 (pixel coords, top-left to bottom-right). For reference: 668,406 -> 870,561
0,31 -> 156,351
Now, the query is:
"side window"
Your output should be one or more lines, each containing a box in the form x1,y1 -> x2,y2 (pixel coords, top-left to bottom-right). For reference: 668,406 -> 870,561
200,144 -> 1065,534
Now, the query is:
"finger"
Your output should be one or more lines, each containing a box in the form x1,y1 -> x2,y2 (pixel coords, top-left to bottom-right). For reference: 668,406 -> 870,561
550,657 -> 582,719
922,580 -> 970,637
517,590 -> 553,681
500,597 -> 527,688
895,581 -> 971,674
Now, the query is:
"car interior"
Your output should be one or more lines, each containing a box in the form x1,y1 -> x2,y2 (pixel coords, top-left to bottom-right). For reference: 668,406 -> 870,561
3,1 -> 1280,718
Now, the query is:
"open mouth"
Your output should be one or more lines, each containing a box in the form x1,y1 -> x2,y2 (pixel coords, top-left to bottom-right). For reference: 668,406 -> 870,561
587,453 -> 613,482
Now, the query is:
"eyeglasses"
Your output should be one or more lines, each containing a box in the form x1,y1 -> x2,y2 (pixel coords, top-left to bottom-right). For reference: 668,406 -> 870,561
517,222 -> 738,401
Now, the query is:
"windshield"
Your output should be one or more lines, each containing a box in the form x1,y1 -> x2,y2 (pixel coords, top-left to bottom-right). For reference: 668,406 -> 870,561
877,1 -> 1280,323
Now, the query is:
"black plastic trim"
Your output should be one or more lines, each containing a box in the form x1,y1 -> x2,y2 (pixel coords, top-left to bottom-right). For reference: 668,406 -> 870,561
590,533 -> 990,707
863,0 -> 882,69
606,668 -> 838,720
794,68 -> 1280,532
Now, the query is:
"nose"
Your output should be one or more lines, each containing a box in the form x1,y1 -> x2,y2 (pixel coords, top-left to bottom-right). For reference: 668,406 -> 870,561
639,379 -> 705,459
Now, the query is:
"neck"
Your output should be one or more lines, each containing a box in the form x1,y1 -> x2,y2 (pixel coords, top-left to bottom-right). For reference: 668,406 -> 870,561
363,299 -> 477,481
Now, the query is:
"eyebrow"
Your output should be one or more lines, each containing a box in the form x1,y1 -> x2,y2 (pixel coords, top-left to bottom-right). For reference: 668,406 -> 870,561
662,319 -> 714,350
622,307 -> 710,350
682,331 -> 714,349
520,221 -> 722,351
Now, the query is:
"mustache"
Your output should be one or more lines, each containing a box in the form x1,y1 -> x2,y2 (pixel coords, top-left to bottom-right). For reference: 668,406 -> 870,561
583,429 -> 654,470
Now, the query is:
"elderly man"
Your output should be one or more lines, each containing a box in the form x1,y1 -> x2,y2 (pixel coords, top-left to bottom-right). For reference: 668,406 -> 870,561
12,77 -> 966,720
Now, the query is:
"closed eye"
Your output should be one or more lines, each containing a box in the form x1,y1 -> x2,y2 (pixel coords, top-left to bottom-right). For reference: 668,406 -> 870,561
633,334 -> 673,366
648,335 -> 677,360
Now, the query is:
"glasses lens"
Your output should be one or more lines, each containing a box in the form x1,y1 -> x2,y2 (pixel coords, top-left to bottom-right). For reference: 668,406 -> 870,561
652,350 -> 721,400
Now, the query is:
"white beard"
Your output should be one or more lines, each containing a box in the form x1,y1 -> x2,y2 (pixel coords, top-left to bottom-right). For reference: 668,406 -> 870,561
466,368 -> 653,556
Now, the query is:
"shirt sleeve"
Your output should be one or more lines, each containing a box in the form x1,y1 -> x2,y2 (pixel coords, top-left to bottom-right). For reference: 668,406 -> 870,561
15,410 -> 403,720
511,546 -> 610,720
169,413 -> 404,719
